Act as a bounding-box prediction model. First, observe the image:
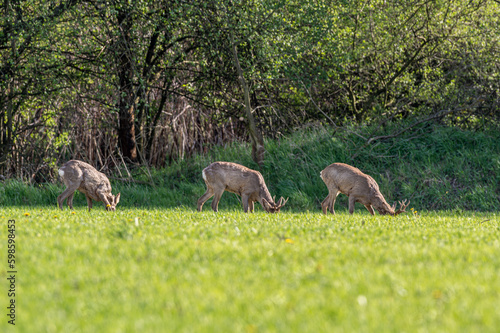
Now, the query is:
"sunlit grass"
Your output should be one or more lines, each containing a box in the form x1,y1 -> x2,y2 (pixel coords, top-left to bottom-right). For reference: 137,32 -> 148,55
2,207 -> 499,332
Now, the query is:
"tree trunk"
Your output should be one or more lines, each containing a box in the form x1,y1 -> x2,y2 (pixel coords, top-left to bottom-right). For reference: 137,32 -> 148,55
116,10 -> 137,163
229,32 -> 265,166
1,0 -> 14,169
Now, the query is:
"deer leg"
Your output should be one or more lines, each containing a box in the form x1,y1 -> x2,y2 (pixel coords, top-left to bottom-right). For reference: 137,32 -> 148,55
364,204 -> 375,215
211,189 -> 224,212
348,195 -> 356,214
67,193 -> 75,210
321,194 -> 331,214
322,189 -> 339,215
86,195 -> 93,211
197,188 -> 214,212
241,194 -> 250,213
57,184 -> 79,210
328,190 -> 339,214
249,201 -> 255,213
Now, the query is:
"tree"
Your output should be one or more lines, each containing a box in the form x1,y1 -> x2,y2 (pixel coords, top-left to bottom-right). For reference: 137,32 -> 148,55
1,0 -> 498,177
65,0 -> 201,163
0,0 -> 79,176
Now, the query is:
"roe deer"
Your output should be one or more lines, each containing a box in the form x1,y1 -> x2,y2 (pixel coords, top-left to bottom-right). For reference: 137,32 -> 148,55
320,163 -> 409,216
197,162 -> 288,213
57,160 -> 120,211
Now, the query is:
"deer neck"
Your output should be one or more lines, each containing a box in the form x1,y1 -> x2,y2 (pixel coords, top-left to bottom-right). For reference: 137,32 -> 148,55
258,186 -> 274,205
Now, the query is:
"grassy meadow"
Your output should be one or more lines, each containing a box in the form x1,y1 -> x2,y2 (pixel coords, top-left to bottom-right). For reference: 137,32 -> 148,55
2,207 -> 499,332
1,125 -> 500,332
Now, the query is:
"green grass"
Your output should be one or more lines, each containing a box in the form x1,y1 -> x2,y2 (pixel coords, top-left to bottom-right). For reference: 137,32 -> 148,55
2,207 -> 499,332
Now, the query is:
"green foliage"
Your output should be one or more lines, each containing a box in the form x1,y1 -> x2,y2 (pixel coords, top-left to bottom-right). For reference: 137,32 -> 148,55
2,0 -> 500,174
2,207 -> 499,332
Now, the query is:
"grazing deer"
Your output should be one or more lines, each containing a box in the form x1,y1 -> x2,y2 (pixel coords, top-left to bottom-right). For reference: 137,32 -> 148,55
57,160 -> 120,211
320,163 -> 409,216
197,162 -> 288,213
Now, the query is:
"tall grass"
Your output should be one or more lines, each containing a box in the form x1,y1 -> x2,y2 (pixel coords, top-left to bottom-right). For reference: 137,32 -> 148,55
1,124 -> 499,211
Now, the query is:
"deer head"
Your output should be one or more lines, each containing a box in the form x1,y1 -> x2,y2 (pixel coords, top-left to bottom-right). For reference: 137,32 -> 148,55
375,198 -> 410,216
262,196 -> 289,213
105,193 -> 121,211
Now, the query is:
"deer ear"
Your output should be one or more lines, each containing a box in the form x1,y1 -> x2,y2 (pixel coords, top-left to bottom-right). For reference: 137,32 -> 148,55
114,193 -> 121,205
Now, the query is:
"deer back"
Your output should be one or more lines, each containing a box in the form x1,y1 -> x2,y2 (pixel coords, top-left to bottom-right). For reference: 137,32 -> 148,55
203,162 -> 268,196
321,163 -> 380,195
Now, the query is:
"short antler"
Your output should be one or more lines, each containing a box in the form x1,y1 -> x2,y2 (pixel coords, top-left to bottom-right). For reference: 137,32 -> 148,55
277,197 -> 289,208
394,199 -> 410,216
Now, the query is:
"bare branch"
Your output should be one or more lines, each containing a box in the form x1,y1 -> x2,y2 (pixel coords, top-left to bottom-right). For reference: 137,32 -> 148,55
300,81 -> 368,142
367,98 -> 484,145
108,176 -> 152,186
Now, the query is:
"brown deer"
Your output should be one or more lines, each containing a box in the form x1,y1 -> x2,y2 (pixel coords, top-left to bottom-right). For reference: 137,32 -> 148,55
320,163 -> 409,216
197,162 -> 288,213
57,160 -> 120,211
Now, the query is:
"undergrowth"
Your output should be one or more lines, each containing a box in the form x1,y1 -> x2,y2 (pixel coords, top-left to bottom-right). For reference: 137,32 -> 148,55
1,124 -> 499,211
